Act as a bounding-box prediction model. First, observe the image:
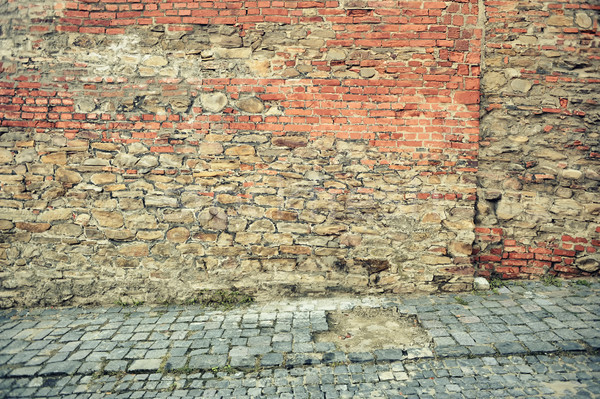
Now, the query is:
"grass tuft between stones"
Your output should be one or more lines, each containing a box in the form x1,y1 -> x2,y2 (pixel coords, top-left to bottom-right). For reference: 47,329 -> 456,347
570,279 -> 592,287
542,275 -> 562,287
454,296 -> 468,306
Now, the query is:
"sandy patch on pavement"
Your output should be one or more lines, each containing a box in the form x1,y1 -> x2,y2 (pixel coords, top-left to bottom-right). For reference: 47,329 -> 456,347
316,307 -> 431,351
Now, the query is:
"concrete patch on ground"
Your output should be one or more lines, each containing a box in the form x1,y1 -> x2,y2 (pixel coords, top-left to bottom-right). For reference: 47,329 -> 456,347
316,307 -> 432,352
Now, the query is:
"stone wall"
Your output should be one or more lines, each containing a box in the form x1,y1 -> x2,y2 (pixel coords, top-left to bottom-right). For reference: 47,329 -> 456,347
0,0 -> 597,308
0,0 -> 482,307
476,0 -> 600,279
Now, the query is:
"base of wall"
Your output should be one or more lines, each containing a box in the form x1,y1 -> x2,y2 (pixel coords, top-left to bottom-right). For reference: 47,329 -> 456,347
0,267 -> 475,309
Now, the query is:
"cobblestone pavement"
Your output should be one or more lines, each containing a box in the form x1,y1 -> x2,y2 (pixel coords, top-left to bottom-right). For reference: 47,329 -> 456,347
1,280 -> 599,398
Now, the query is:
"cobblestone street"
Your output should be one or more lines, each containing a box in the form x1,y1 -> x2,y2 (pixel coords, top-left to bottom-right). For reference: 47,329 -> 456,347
1,280 -> 599,398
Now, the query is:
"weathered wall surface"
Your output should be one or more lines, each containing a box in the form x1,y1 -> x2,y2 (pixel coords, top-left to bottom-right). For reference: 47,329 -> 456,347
0,0 -> 482,307
1,0 -> 598,308
476,0 -> 600,279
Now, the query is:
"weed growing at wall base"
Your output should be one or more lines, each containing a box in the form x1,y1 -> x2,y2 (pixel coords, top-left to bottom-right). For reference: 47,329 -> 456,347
542,275 -> 562,287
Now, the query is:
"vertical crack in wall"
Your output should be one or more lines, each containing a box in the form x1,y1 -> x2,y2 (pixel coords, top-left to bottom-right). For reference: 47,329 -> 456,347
471,0 -> 488,276
478,0 -> 486,72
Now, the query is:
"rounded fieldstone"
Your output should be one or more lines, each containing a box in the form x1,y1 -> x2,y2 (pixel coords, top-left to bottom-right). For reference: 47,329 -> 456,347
236,97 -> 264,113
199,207 -> 228,230
201,92 -> 228,113
575,12 -> 592,28
136,155 -> 158,168
0,220 -> 14,230
511,79 -> 532,93
577,256 -> 600,273
326,48 -> 346,60
166,227 -> 190,243
360,68 -> 376,78
482,71 -> 506,91
143,55 -> 168,67
55,168 -> 82,184
169,96 -> 192,113
473,277 -> 490,291
562,169 -> 582,180
92,210 -> 124,228
0,149 -> 14,164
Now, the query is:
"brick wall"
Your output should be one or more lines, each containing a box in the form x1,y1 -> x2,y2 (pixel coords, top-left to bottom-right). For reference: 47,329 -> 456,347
0,0 -> 597,307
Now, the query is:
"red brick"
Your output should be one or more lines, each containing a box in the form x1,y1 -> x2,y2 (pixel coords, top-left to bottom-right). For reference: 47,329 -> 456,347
496,266 -> 520,275
150,146 -> 174,153
553,249 -> 576,257
454,91 -> 480,104
530,247 -> 552,254
479,255 -> 501,262
508,253 -> 534,260
502,259 -> 527,266
521,267 -> 545,275
554,265 -> 578,273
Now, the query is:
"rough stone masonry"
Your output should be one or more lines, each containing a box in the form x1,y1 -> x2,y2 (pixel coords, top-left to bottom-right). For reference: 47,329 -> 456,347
0,0 -> 597,308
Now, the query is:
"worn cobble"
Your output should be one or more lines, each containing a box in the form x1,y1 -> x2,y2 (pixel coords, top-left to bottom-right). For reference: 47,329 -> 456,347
1,281 -> 599,397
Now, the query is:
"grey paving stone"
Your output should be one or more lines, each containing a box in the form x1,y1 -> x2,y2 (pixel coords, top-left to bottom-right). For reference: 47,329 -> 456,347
25,340 -> 51,351
523,341 -> 558,354
286,353 -> 321,367
272,342 -> 292,352
433,336 -> 457,346
39,361 -> 80,376
125,349 -> 147,359
374,349 -> 403,362
247,345 -> 270,356
168,348 -> 188,358
104,360 -> 129,373
450,331 -> 476,346
348,352 -> 374,363
261,353 -> 284,367
292,331 -> 312,343
470,331 -> 496,344
146,349 -> 168,359
495,332 -> 518,342
468,345 -> 496,356
9,366 -> 42,377
434,346 -> 470,358
76,361 -> 103,375
127,359 -> 162,372
584,338 -> 600,349
6,350 -> 38,365
59,331 -> 85,342
188,354 -> 228,370
2,340 -> 29,354
293,342 -> 314,353
536,330 -> 561,341
322,352 -> 347,364
230,355 -> 257,368
405,348 -> 434,359
495,342 -> 528,355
